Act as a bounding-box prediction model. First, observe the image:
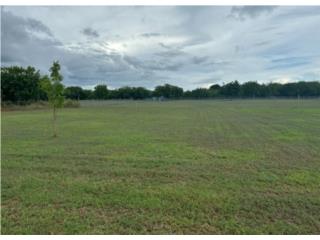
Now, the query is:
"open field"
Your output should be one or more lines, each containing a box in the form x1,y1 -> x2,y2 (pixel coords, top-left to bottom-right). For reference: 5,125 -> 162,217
1,99 -> 320,234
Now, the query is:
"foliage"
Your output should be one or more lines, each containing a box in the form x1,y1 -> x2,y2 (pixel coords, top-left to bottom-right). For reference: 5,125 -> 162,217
60,81 -> 320,100
220,80 -> 241,97
153,84 -> 183,99
64,86 -> 85,100
184,88 -> 212,99
1,66 -> 46,103
40,61 -> 64,137
112,86 -> 151,99
40,61 -> 64,108
93,85 -> 109,99
2,65 -> 320,103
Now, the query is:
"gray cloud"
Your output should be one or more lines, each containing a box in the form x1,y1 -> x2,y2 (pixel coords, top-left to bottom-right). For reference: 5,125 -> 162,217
192,56 -> 209,64
81,27 -> 99,38
1,10 -> 61,66
254,40 -> 271,47
155,49 -> 186,58
2,6 -> 320,90
1,10 -> 57,44
230,6 -> 278,20
140,32 -> 161,38
181,35 -> 213,49
194,77 -> 221,84
275,6 -> 320,20
26,18 -> 54,37
123,55 -> 184,72
267,56 -> 312,70
159,42 -> 171,49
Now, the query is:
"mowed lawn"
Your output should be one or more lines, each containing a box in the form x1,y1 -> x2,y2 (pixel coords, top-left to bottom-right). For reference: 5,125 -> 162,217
2,99 -> 320,234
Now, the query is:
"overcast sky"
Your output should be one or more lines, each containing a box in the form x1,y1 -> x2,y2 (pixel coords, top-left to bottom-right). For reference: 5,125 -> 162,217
1,6 -> 320,90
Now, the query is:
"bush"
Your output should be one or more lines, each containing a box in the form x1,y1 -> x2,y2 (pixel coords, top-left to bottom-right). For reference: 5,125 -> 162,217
1,101 -> 49,111
63,99 -> 80,108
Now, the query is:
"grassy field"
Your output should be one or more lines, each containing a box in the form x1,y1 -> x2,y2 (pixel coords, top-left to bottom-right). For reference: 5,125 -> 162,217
1,99 -> 320,234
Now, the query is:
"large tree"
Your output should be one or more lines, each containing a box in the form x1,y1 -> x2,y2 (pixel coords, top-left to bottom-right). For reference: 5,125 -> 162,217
1,66 -> 46,103
41,61 -> 64,137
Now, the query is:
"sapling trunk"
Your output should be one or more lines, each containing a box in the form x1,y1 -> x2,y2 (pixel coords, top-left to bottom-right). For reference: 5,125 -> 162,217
53,105 -> 57,137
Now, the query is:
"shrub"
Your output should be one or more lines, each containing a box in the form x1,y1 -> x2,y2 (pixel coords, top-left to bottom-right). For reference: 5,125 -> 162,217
63,99 -> 80,108
1,101 -> 49,111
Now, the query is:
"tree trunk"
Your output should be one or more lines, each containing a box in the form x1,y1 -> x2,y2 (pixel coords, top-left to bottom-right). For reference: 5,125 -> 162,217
53,106 -> 57,137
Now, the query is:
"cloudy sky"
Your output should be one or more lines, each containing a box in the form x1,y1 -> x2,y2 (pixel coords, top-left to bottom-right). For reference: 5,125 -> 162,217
1,6 -> 320,90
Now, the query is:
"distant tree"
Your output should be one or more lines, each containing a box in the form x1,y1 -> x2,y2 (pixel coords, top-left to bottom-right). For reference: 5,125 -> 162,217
82,89 -> 94,99
108,89 -> 118,99
64,86 -> 85,100
116,86 -> 133,99
240,81 -> 260,98
40,61 -> 64,137
258,84 -> 270,97
183,90 -> 192,99
268,83 -> 282,97
296,81 -> 320,97
111,86 -> 151,100
209,84 -> 221,91
208,84 -> 221,97
189,88 -> 211,99
153,84 -> 183,99
220,81 -> 240,97
279,83 -> 299,97
94,85 -> 108,99
131,87 -> 151,99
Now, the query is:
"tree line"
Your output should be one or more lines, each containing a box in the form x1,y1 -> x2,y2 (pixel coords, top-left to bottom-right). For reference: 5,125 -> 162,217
2,65 -> 320,103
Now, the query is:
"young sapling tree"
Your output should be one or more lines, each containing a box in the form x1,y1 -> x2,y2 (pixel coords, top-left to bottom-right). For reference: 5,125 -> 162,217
41,61 -> 64,137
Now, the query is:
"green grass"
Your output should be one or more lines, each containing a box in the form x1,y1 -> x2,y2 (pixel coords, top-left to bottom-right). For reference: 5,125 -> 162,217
2,99 -> 320,234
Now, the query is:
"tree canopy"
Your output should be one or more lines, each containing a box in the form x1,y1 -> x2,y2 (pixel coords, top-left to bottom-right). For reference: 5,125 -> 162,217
2,65 -> 320,102
41,61 -> 64,108
1,66 -> 46,103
